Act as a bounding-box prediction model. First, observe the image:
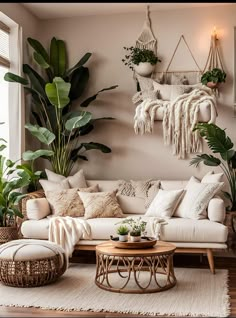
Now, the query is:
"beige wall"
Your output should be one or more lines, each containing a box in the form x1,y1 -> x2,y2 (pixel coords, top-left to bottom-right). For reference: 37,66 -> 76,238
31,5 -> 236,180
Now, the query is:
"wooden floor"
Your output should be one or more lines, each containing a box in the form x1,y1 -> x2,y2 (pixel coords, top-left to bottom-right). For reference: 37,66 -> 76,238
0,251 -> 236,318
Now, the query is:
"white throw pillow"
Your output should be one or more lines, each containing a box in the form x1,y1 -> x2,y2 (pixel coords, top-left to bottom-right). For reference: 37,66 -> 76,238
152,81 -> 172,101
174,179 -> 224,220
26,198 -> 51,220
145,189 -> 184,218
45,169 -> 87,188
39,179 -> 70,192
201,171 -> 224,183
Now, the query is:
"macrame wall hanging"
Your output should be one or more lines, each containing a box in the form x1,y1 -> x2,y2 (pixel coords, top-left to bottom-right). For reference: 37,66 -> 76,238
135,5 -> 157,54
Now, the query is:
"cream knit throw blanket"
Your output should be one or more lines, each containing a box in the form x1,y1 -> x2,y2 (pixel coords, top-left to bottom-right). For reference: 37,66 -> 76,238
163,88 -> 217,159
134,88 -> 217,159
48,216 -> 92,258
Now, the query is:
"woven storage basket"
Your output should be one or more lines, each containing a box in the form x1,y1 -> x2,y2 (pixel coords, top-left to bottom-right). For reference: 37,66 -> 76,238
0,227 -> 18,244
0,254 -> 67,287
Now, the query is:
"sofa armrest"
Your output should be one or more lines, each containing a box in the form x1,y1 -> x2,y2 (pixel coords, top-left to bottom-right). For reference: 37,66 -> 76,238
207,196 -> 226,223
19,190 -> 45,221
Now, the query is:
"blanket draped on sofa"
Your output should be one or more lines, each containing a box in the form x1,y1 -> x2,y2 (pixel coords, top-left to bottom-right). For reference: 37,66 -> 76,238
48,216 -> 92,257
134,88 -> 217,159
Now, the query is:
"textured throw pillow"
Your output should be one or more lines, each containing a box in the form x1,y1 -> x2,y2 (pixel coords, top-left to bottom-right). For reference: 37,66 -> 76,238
45,184 -> 99,217
171,73 -> 189,85
145,180 -> 161,209
39,179 -> 70,192
145,189 -> 184,218
152,81 -> 172,101
174,179 -> 224,220
131,179 -> 153,198
79,191 -> 125,220
118,180 -> 135,197
45,169 -> 87,188
170,84 -> 193,101
26,198 -> 51,220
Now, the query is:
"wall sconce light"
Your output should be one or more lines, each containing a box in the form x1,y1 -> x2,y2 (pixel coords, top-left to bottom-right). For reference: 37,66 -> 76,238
211,26 -> 218,40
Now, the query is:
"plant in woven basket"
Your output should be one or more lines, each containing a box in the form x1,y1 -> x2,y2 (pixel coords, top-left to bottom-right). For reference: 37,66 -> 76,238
0,137 -> 31,230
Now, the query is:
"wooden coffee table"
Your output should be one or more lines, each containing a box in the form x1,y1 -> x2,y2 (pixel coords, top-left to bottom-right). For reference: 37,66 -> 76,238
95,241 -> 176,293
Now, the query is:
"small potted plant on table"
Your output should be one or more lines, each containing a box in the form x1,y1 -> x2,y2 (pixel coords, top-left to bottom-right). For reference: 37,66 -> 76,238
118,217 -> 147,242
116,225 -> 129,242
122,46 -> 161,77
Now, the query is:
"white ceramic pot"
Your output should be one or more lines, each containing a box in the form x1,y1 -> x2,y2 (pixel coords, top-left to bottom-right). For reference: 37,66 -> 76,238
118,234 -> 128,242
130,235 -> 141,242
133,62 -> 155,77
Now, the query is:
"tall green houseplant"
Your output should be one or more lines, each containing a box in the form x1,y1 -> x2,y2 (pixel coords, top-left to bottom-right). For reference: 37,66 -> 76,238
5,37 -> 118,176
190,123 -> 236,211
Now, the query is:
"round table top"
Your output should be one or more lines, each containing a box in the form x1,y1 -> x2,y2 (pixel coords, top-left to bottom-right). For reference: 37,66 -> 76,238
96,241 -> 176,257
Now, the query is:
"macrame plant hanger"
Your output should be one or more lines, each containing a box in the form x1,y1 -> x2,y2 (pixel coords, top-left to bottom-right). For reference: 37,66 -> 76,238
202,30 -> 224,96
135,5 -> 157,54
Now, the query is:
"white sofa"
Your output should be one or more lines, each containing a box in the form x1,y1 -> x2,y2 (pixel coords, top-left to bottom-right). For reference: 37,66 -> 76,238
20,179 -> 228,274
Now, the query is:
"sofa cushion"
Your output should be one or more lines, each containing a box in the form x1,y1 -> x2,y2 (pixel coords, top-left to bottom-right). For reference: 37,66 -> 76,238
21,215 -> 228,243
145,189 -> 184,218
79,191 -> 125,220
116,195 -> 145,214
208,197 -> 226,223
26,198 -> 51,220
39,179 -> 70,192
160,180 -> 188,190
45,169 -> 87,188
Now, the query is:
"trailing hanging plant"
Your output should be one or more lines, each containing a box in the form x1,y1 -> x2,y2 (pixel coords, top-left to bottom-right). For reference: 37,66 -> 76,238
5,37 -> 118,177
201,68 -> 226,87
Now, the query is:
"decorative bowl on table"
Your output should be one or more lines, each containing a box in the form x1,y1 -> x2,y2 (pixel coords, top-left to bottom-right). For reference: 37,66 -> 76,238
110,236 -> 157,249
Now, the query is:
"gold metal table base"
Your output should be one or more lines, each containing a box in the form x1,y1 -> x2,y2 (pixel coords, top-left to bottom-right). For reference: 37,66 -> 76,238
95,252 -> 176,294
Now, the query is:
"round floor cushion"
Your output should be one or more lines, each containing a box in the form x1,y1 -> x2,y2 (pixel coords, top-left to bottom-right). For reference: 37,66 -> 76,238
0,239 -> 67,287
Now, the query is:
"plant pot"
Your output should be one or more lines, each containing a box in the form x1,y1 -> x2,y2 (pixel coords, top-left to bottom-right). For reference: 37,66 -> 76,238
0,226 -> 18,244
225,211 -> 236,250
206,82 -> 219,89
133,62 -> 155,77
130,235 -> 141,242
118,234 -> 128,242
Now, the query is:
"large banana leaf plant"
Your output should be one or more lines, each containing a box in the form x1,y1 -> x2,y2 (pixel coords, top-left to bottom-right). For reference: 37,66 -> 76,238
4,37 -> 117,176
190,123 -> 236,211
0,137 -> 31,227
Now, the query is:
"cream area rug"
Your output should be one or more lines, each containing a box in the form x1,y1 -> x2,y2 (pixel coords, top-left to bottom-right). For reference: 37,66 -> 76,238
0,264 -> 230,317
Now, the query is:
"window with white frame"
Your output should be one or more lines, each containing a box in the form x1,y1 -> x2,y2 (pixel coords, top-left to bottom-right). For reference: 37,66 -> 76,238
0,21 -> 10,158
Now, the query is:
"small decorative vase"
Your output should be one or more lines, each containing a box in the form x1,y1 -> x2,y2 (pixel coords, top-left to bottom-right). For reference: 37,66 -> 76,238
130,235 -> 141,242
118,234 -> 128,242
133,62 -> 155,77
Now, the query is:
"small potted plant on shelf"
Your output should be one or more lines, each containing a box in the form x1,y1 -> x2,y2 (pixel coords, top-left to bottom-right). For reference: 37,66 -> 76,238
116,225 -> 129,242
122,46 -> 161,77
118,217 -> 147,242
201,67 -> 226,89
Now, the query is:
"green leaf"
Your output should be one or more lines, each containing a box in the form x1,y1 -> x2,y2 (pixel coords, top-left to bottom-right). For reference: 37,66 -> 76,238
0,144 -> 6,152
27,37 -> 50,64
58,40 -> 66,76
25,123 -> 55,145
23,149 -> 54,161
66,52 -> 92,77
222,191 -> 232,203
81,142 -> 111,153
6,159 -> 14,168
65,112 -> 92,131
50,37 -> 59,75
80,85 -> 118,107
33,52 -> 50,69
45,77 -> 71,109
23,64 -> 47,100
69,67 -> 89,101
221,149 -> 235,161
190,154 -> 221,167
4,72 -> 29,85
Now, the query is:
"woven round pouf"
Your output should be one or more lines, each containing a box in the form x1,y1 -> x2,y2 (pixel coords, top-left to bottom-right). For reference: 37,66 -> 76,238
0,239 -> 67,287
